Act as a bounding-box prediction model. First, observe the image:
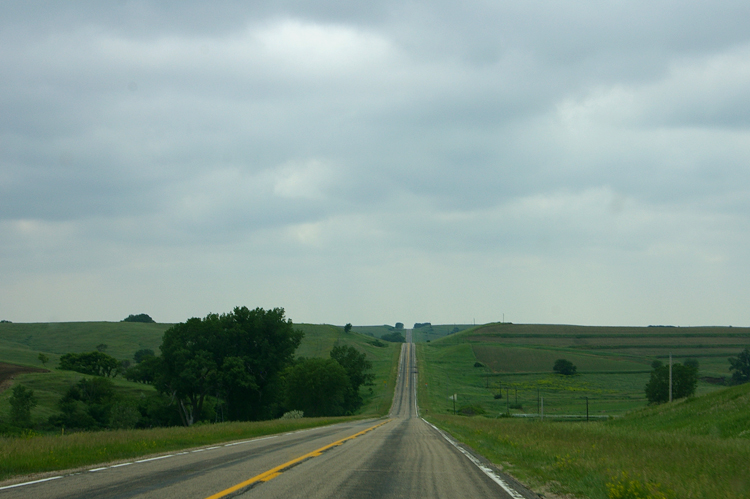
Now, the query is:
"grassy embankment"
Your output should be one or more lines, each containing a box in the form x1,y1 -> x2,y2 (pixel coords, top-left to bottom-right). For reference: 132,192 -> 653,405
0,321 -> 401,481
417,323 -> 750,498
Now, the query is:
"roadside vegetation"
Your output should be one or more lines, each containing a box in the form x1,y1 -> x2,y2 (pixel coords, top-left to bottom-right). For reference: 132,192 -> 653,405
0,311 -> 400,481
417,324 -> 750,498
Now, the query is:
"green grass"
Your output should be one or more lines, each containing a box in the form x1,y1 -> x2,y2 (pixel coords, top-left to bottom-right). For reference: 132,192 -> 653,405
0,322 -> 171,367
417,337 -> 750,499
0,416 -> 362,481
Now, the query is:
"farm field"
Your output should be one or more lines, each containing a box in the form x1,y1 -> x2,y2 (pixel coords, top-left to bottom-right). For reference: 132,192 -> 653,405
416,326 -> 750,498
418,322 -> 747,418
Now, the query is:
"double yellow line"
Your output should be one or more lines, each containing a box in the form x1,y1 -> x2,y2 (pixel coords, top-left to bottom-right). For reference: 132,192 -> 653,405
205,419 -> 391,499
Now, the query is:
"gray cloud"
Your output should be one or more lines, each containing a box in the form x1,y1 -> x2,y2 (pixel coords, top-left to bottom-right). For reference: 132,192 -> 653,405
2,1 -> 750,326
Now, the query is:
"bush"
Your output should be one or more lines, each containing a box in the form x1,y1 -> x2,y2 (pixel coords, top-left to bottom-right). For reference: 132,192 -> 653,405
58,351 -> 120,378
645,363 -> 698,403
458,405 -> 485,416
606,471 -> 673,499
279,410 -> 304,419
473,362 -> 484,368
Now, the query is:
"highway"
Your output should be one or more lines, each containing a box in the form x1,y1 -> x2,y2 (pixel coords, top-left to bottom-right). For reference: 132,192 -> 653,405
1,330 -> 535,498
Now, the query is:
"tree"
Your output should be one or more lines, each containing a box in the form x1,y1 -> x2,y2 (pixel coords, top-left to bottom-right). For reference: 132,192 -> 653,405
395,322 -> 404,330
96,343 -> 108,353
344,323 -> 352,334
157,307 -> 303,426
59,351 -> 120,377
38,353 -> 49,367
729,347 -> 750,384
124,355 -> 162,384
330,345 -> 374,412
284,358 -> 351,417
134,349 -> 155,364
123,313 -> 155,323
645,362 -> 698,403
10,385 -> 37,427
381,332 -> 405,343
553,359 -> 577,376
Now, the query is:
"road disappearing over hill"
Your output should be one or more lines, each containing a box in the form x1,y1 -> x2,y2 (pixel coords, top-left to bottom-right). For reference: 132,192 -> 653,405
2,330 -> 534,498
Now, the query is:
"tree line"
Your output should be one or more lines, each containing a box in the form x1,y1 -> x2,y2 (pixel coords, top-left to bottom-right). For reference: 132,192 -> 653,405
4,307 -> 375,432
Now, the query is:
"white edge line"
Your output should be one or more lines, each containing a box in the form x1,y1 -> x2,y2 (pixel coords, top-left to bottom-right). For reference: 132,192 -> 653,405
88,467 -> 108,472
0,476 -> 62,491
110,463 -> 133,468
422,419 -> 526,499
135,454 -> 174,463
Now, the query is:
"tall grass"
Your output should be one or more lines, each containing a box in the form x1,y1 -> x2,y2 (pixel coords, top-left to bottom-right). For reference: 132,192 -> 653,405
428,414 -> 750,499
0,417 -> 359,481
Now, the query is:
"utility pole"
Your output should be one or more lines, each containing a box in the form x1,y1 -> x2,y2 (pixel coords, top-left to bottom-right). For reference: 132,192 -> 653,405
669,353 -> 673,403
586,396 -> 589,422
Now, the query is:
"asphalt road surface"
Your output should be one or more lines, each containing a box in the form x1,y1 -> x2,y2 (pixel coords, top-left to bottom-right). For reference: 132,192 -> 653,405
2,330 -> 536,498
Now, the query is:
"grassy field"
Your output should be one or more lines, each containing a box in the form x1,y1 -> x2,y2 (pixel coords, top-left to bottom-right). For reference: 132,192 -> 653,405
417,324 -> 750,498
420,383 -> 750,499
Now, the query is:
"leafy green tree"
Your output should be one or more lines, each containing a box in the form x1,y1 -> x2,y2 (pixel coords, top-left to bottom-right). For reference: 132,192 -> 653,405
381,332 -> 405,343
344,323 -> 352,334
38,353 -> 49,367
59,351 -> 120,377
157,307 -> 303,426
553,359 -> 577,375
9,385 -> 37,427
645,362 -> 698,403
134,348 -> 155,363
96,343 -> 108,353
125,355 -> 162,384
284,358 -> 351,417
729,347 -> 750,384
330,345 -> 374,412
50,377 -> 117,429
123,313 -> 155,323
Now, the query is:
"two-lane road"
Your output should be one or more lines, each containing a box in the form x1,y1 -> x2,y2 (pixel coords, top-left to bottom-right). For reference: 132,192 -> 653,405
2,331 -> 535,498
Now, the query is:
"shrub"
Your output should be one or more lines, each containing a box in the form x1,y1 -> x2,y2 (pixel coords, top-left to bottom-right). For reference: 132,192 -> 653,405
473,362 -> 485,368
458,405 -> 485,416
279,410 -> 304,419
606,472 -> 673,499
381,332 -> 405,343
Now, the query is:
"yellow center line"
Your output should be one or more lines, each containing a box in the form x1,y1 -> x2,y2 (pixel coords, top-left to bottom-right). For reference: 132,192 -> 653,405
204,419 -> 391,499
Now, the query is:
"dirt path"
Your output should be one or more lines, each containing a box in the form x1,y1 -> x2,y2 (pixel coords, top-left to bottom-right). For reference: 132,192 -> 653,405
0,362 -> 49,393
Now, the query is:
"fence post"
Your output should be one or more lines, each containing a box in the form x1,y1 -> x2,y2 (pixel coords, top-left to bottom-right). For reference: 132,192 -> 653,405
586,396 -> 589,422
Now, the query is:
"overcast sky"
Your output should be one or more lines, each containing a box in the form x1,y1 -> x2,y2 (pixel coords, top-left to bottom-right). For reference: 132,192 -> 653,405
2,1 -> 750,327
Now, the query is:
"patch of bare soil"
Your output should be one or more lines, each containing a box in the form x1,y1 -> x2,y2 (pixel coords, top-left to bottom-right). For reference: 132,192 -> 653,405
0,362 -> 49,393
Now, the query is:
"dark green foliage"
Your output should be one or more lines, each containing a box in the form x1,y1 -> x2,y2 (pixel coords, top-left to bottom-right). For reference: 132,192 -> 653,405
344,323 -> 352,334
124,355 -> 161,384
330,345 -> 374,412
553,358 -> 577,375
38,353 -> 49,366
414,323 -> 432,328
645,363 -> 699,403
58,351 -> 120,377
123,313 -> 155,323
284,358 -> 351,417
133,348 -> 155,363
395,322 -> 404,329
474,362 -> 485,368
368,339 -> 387,347
651,360 -> 663,369
9,385 -> 37,427
50,377 -> 117,429
381,332 -> 405,343
157,306 -> 303,426
458,404 -> 485,416
96,343 -> 108,352
684,358 -> 700,370
728,347 -> 750,384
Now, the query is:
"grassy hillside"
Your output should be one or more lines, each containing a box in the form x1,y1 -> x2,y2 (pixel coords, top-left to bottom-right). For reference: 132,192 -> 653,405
0,322 -> 170,367
417,334 -> 750,498
0,320 -> 400,430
